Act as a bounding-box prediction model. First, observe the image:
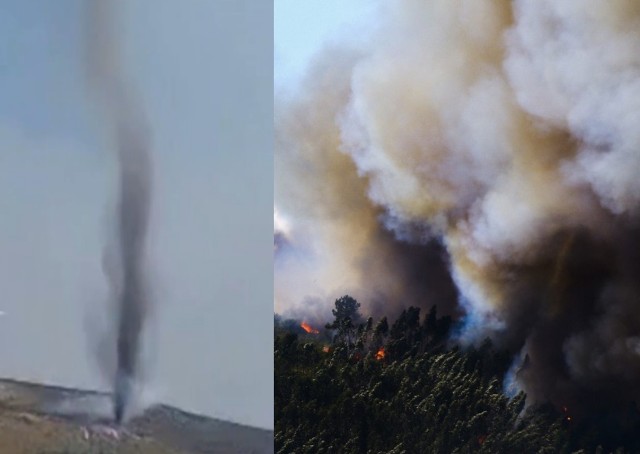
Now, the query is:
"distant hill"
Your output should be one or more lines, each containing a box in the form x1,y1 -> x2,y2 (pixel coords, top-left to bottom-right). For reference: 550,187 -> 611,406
0,378 -> 273,453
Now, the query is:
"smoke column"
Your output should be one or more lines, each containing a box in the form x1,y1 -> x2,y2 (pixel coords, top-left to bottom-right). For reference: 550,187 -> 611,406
276,0 -> 640,414
86,0 -> 153,424
274,48 -> 460,325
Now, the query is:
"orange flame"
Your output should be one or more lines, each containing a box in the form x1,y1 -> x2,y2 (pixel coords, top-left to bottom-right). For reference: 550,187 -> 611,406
301,321 -> 319,334
322,346 -> 330,353
376,347 -> 385,360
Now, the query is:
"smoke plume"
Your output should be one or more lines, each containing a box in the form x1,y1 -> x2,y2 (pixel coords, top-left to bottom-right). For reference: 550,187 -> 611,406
275,0 -> 640,414
87,0 -> 153,424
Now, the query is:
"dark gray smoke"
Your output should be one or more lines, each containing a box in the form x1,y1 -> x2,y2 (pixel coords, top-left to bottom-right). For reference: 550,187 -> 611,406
86,0 -> 153,424
111,100 -> 152,424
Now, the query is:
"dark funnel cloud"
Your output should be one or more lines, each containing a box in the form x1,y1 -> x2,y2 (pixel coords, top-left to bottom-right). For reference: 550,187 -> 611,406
86,0 -> 153,424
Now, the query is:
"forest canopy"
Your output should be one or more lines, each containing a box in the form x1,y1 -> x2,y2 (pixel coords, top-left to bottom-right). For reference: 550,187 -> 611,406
275,296 -> 640,454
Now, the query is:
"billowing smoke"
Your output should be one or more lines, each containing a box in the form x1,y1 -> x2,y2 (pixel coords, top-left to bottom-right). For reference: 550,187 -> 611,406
86,0 -> 153,424
275,47 -> 459,326
275,0 -> 640,414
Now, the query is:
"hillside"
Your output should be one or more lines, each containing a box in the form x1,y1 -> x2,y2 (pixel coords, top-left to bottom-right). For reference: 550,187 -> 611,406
0,379 -> 273,453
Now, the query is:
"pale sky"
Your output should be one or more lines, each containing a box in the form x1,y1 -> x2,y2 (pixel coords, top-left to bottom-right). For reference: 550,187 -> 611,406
274,0 -> 379,89
0,0 -> 273,430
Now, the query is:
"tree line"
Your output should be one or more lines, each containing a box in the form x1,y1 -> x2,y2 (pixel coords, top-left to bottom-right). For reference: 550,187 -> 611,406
275,296 -> 640,453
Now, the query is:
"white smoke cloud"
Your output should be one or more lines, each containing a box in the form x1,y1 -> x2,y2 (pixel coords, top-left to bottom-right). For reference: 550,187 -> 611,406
276,0 -> 640,411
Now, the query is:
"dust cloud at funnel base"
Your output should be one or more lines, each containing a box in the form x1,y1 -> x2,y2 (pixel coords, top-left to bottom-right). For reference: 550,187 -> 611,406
275,0 -> 640,415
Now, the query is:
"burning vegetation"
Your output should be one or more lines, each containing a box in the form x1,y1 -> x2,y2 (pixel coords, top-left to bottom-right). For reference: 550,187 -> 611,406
300,322 -> 319,335
276,296 -> 640,453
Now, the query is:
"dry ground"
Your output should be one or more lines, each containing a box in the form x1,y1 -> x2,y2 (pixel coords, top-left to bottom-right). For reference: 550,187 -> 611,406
0,379 -> 273,454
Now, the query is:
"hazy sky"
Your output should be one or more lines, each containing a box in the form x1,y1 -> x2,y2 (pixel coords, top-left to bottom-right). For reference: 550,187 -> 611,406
274,0 -> 379,89
0,0 -> 273,430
